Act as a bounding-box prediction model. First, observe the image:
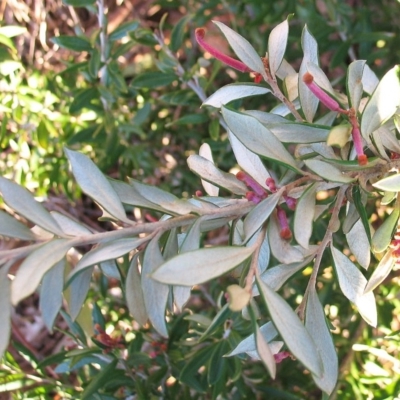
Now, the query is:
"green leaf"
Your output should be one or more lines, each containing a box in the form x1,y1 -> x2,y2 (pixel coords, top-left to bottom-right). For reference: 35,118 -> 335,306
352,186 -> 371,243
373,173 -> 400,192
65,149 -> 128,222
346,219 -> 370,269
330,245 -> 377,327
306,287 -> 338,395
199,304 -> 231,341
51,35 -> 92,52
39,259 -> 65,332
364,250 -> 395,293
68,266 -> 93,321
207,341 -> 229,385
0,26 -> 27,38
0,177 -> 64,236
203,83 -> 271,108
142,238 -> 169,337
63,0 -> 95,5
36,120 -> 49,149
222,107 -> 300,172
168,113 -> 208,126
152,246 -> 254,286
131,72 -> 177,88
265,122 -> 330,144
109,20 -> 139,41
346,60 -> 366,110
125,253 -> 148,326
304,159 -> 355,183
0,265 -> 11,360
299,26 -> 319,122
187,155 -> 247,195
294,183 -> 316,249
69,87 -> 98,114
213,21 -> 267,80
11,239 -> 71,305
268,17 -> 290,79
170,15 -> 191,52
256,277 -> 323,377
0,210 -> 36,240
371,208 -> 399,253
361,66 -> 400,138
51,211 -> 92,236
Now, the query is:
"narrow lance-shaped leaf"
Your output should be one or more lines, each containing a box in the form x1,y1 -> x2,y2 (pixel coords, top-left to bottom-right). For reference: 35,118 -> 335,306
198,143 -> 219,196
256,277 -> 323,377
373,173 -> 400,192
268,17 -> 290,79
152,246 -> 254,286
364,250 -> 395,294
0,210 -> 36,240
294,183 -> 316,249
304,159 -> 355,184
347,60 -> 366,111
371,208 -> 399,253
0,177 -> 64,236
306,287 -> 338,395
65,148 -> 128,222
11,239 -> 72,305
0,264 -> 11,360
68,266 -> 93,321
346,218 -> 370,269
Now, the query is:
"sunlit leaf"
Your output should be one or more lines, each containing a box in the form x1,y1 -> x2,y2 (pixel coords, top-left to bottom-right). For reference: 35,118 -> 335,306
268,17 -> 290,79
304,159 -> 355,183
51,35 -> 92,52
364,250 -> 395,293
198,144 -> 219,196
346,219 -> 371,269
373,173 -> 400,192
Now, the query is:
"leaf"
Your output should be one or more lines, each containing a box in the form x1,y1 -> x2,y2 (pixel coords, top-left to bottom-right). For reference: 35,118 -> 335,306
65,148 -> 127,222
170,15 -> 191,52
299,26 -> 319,122
361,65 -> 400,138
222,107 -> 300,172
0,177 -> 64,236
152,246 -> 254,286
327,124 -> 351,148
304,159 -> 355,183
131,72 -> 177,88
268,17 -> 290,79
352,186 -> 371,243
39,259 -> 65,332
109,20 -> 139,41
364,250 -> 395,294
203,83 -> 271,108
125,253 -> 148,326
187,155 -> 247,195
362,64 -> 379,95
371,208 -> 399,253
198,143 -> 219,196
267,122 -> 330,144
0,26 -> 27,38
69,87 -> 98,114
213,21 -> 267,80
50,211 -> 92,236
373,173 -> 400,192
256,277 -> 323,376
306,62 -> 337,98
11,239 -> 71,305
51,35 -> 92,52
331,245 -> 377,326
346,60 -> 366,110
142,238 -> 169,337
69,237 -> 148,280
346,219 -> 371,269
68,266 -> 93,321
0,264 -> 11,360
243,190 -> 282,242
306,287 -> 338,395
227,130 -> 270,188
294,183 -> 316,249
0,211 -> 36,240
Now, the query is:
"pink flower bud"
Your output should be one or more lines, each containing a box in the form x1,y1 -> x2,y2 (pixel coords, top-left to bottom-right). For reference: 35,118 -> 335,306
195,28 -> 252,73
265,177 -> 277,193
284,195 -> 297,210
348,108 -> 368,166
277,207 -> 292,240
274,351 -> 291,363
236,171 -> 267,198
245,191 -> 262,204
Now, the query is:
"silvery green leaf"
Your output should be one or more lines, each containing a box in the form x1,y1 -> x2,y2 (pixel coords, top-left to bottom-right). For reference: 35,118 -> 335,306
362,63 -> 379,95
187,155 -> 247,195
51,211 -> 92,236
199,143 -> 219,196
381,191 -> 396,205
268,17 -> 290,79
304,159 -> 355,183
306,62 -> 336,98
373,173 -> 400,192
275,58 -> 296,80
70,237 -> 148,280
306,287 -> 338,395
11,239 -> 71,305
347,60 -> 366,110
346,219 -> 370,269
65,148 -> 128,222
222,107 -> 300,172
202,83 -> 270,108
152,246 -> 254,286
364,250 -> 395,294
267,122 -> 330,144
253,232 -> 271,274
296,141 -> 338,160
254,323 -> 276,378
343,202 -> 359,234
0,264 -> 11,359
0,177 -> 64,236
258,257 -> 313,292
0,210 -> 36,240
256,277 -> 323,377
294,183 -> 316,249
247,340 -> 283,360
331,245 -> 377,327
245,110 -> 287,124
39,259 -> 65,331
100,260 -> 121,280
378,126 -> 400,154
371,208 -> 399,253
271,98 -> 301,117
371,130 -> 390,160
316,111 -> 339,126
142,238 -> 169,337
243,190 -> 282,243
213,21 -> 267,79
68,266 -> 93,321
299,26 -> 319,122
360,66 -> 400,138
164,228 -> 179,261
268,212 -> 304,264
125,253 -> 148,326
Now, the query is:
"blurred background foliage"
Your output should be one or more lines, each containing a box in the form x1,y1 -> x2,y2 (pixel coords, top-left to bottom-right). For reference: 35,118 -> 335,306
0,0 -> 400,398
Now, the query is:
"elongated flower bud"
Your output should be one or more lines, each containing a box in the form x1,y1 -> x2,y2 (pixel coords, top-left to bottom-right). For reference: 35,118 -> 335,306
348,108 -> 368,166
277,207 -> 292,240
195,28 -> 252,73
303,72 -> 342,112
236,171 -> 267,198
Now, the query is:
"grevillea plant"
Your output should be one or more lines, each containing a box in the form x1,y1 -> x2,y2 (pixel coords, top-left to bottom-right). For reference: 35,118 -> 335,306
1,17 -> 400,397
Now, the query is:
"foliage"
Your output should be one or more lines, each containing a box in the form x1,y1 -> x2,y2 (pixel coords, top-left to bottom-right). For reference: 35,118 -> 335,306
1,0 -> 400,399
